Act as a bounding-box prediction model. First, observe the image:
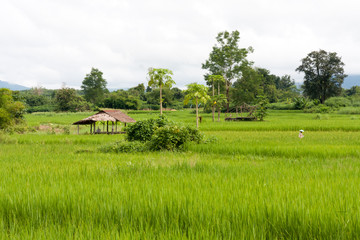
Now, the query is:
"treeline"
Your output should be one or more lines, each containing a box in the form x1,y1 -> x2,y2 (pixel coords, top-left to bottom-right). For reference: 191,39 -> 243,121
13,67 -> 301,114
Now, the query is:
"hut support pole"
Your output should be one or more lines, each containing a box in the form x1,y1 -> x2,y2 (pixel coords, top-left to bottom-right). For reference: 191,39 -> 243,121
107,121 -> 109,134
116,121 -> 118,132
90,124 -> 92,134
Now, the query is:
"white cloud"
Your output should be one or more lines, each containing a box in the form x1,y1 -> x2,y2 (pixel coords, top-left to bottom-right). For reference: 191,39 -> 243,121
0,0 -> 359,89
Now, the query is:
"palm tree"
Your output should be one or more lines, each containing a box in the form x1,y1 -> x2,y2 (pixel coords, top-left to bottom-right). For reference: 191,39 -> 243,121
147,68 -> 175,115
213,94 -> 227,122
184,83 -> 210,128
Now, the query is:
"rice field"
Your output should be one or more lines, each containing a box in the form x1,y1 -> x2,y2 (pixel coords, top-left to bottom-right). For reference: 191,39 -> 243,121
1,110 -> 360,239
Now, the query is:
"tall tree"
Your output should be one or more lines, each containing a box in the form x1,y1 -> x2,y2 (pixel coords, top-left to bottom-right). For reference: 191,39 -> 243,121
147,68 -> 175,115
232,67 -> 263,106
55,88 -> 90,112
202,30 -> 253,112
81,68 -> 108,105
184,83 -> 210,128
296,50 -> 347,104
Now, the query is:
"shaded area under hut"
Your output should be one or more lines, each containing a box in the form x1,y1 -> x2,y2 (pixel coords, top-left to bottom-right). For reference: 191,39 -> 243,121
72,110 -> 136,134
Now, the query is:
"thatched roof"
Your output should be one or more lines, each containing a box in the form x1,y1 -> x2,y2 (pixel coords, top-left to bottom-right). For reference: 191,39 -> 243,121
73,110 -> 136,125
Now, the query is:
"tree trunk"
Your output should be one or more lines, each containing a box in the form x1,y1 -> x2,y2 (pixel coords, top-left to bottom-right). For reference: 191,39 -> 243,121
196,98 -> 199,128
212,82 -> 215,122
160,85 -> 163,115
226,80 -> 230,113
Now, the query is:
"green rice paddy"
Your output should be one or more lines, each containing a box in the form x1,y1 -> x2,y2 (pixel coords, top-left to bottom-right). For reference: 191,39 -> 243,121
1,110 -> 360,239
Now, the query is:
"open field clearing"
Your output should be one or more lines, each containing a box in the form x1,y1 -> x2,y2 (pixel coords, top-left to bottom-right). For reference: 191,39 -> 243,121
1,110 -> 360,239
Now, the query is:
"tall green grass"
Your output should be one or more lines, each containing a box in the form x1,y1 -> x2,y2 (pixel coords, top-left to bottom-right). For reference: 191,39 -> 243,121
2,111 -> 360,238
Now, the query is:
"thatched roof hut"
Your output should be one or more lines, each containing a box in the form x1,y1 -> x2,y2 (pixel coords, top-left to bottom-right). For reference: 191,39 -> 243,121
73,110 -> 136,134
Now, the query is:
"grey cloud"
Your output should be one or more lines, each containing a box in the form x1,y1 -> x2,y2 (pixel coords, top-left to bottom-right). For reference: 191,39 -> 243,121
0,0 -> 359,89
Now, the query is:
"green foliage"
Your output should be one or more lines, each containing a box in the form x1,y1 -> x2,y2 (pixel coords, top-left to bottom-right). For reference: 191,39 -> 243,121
55,88 -> 91,112
255,96 -> 269,121
81,67 -> 108,105
303,104 -> 332,113
267,102 -> 295,110
0,88 -> 25,130
26,104 -> 56,113
99,140 -> 146,153
102,90 -> 142,110
294,97 -> 309,110
338,107 -> 360,114
125,115 -> 202,151
149,125 -> 203,151
126,116 -> 169,142
184,83 -> 210,128
147,68 -> 175,114
296,49 -> 347,103
202,30 -> 253,112
325,97 -> 351,108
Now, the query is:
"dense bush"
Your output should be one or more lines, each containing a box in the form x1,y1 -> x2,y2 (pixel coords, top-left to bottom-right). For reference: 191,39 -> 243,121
126,116 -> 169,142
149,125 -> 203,151
267,102 -> 295,110
101,116 -> 204,152
294,97 -> 309,110
337,107 -> 360,115
0,88 -> 25,130
304,104 -> 332,113
26,104 -> 56,113
325,97 -> 351,108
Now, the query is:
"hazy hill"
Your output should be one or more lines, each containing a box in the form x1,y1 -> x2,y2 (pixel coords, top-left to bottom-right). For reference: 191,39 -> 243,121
343,75 -> 360,89
0,80 -> 30,91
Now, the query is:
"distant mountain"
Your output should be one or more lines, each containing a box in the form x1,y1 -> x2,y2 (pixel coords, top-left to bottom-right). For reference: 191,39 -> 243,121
295,75 -> 360,90
343,75 -> 360,89
0,80 -> 30,91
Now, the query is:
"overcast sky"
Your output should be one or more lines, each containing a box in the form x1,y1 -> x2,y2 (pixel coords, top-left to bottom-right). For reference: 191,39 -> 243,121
0,0 -> 359,90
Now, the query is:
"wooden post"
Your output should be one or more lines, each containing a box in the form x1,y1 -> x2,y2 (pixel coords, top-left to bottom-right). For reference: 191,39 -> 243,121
115,121 -> 118,132
112,122 -> 114,133
90,124 -> 92,134
106,121 -> 109,134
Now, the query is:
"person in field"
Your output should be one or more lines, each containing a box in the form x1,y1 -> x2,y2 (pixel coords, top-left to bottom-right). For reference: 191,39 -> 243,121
299,130 -> 304,139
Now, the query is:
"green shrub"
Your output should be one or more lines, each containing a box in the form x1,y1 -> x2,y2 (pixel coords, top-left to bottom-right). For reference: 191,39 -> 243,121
267,102 -> 295,110
126,116 -> 169,142
26,104 -> 56,113
304,104 -> 332,113
325,97 -> 351,108
338,107 -> 360,115
294,97 -> 309,110
148,125 -> 203,151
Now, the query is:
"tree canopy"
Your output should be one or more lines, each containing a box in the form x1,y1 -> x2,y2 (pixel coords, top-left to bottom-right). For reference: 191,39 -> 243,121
147,68 -> 175,115
296,50 -> 347,104
0,88 -> 25,130
202,30 -> 253,112
55,88 -> 90,112
184,83 -> 210,128
81,68 -> 108,105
